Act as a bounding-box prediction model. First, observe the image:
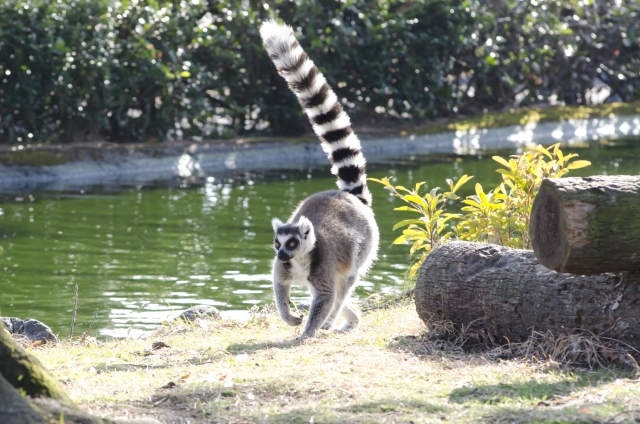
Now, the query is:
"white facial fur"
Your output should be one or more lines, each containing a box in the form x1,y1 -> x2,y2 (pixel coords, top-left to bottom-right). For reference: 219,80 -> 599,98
272,216 -> 316,261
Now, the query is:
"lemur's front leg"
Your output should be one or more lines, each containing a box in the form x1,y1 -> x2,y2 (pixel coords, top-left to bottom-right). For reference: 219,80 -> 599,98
301,280 -> 335,338
273,278 -> 303,327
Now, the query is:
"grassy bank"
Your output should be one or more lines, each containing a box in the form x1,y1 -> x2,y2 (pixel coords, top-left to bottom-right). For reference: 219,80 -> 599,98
27,302 -> 640,423
410,101 -> 640,136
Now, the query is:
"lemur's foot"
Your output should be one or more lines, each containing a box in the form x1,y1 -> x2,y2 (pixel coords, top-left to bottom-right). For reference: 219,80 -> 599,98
299,331 -> 316,340
320,320 -> 334,330
335,322 -> 357,333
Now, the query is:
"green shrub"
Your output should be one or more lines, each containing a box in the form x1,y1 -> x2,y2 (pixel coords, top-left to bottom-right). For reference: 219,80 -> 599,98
0,0 -> 477,143
371,174 -> 472,278
374,144 -> 591,277
456,144 -> 591,249
0,0 -> 214,143
466,0 -> 640,109
0,0 -> 638,144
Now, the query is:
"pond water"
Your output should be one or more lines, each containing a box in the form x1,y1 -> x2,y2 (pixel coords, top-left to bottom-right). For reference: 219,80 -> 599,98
0,138 -> 638,338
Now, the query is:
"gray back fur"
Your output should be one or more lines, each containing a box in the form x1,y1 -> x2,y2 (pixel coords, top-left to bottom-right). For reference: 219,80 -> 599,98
290,191 -> 378,277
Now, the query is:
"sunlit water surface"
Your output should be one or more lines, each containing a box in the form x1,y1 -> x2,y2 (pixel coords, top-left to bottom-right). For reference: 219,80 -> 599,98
0,139 -> 638,338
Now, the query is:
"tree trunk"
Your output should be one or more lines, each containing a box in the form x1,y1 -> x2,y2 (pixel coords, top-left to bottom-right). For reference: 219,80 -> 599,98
0,323 -> 112,423
0,374 -> 48,424
530,175 -> 640,274
0,322 -> 74,408
415,241 -> 640,348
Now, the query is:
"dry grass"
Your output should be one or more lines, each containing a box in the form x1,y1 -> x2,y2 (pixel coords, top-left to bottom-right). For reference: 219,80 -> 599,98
27,301 -> 640,424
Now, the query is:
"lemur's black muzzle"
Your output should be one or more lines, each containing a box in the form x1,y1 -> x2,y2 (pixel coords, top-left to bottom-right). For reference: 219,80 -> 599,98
277,250 -> 291,262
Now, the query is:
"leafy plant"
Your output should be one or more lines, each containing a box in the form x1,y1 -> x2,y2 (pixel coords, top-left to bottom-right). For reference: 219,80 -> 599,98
370,175 -> 472,278
374,143 -> 591,276
457,143 -> 591,249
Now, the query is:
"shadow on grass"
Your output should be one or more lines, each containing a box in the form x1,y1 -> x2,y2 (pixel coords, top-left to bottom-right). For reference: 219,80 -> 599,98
388,333 -> 635,422
227,338 -> 303,353
263,399 -> 448,423
450,374 -> 602,405
147,385 -> 450,424
94,363 -> 182,373
474,405 -> 640,424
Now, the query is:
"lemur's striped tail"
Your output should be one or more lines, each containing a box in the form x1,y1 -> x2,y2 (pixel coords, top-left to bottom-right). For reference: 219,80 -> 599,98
259,21 -> 372,206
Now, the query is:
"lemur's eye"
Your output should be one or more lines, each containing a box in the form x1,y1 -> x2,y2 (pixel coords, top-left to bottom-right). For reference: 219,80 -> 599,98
275,242 -> 280,248
289,241 -> 295,247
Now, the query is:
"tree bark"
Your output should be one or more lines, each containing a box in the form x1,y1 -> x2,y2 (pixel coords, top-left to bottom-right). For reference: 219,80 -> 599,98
415,241 -> 640,348
0,323 -> 112,423
0,374 -> 48,424
0,321 -> 74,408
530,175 -> 640,274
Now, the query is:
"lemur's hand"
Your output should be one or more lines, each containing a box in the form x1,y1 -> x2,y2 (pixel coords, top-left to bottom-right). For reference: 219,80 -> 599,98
283,313 -> 303,326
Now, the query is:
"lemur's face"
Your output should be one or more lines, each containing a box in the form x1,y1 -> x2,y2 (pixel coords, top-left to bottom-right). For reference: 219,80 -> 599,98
271,216 -> 315,263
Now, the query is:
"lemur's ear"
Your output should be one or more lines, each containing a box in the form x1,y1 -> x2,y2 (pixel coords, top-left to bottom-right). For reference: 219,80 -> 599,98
271,218 -> 285,233
298,216 -> 314,239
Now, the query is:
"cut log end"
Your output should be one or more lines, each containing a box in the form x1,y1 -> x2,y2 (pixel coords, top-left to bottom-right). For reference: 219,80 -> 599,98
530,183 -> 566,271
531,176 -> 640,274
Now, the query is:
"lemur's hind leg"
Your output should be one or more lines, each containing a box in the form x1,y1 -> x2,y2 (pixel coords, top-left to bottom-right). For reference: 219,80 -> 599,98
321,273 -> 358,331
336,300 -> 360,332
337,274 -> 361,332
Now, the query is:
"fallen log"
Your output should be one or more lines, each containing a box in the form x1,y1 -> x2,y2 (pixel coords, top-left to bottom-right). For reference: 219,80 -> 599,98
415,241 -> 640,348
530,175 -> 640,274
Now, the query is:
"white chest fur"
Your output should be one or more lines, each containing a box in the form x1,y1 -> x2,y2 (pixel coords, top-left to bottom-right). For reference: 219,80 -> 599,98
289,255 -> 312,288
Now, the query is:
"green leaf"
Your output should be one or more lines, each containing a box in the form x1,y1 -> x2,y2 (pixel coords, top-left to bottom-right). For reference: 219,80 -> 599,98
461,199 -> 481,208
408,260 -> 423,278
474,183 -> 487,204
533,146 -> 553,160
404,194 -> 428,209
393,235 -> 408,244
368,177 -> 392,188
392,219 -> 424,231
566,160 -> 591,170
453,174 -> 473,192
393,206 -> 422,213
403,228 -> 426,236
180,71 -> 191,78
492,156 -> 511,169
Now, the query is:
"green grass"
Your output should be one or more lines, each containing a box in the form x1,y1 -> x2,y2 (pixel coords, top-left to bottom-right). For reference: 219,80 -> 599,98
26,302 -> 640,423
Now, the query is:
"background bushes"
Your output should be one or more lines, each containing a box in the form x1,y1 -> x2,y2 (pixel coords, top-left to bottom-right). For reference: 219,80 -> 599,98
470,0 -> 640,110
0,0 -> 638,144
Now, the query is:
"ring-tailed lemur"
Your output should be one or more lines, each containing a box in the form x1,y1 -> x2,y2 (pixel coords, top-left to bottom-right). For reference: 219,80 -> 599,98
260,21 -> 379,339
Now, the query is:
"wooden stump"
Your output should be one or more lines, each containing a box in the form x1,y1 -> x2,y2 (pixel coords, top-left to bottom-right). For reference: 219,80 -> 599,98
415,241 -> 640,348
530,175 -> 640,274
